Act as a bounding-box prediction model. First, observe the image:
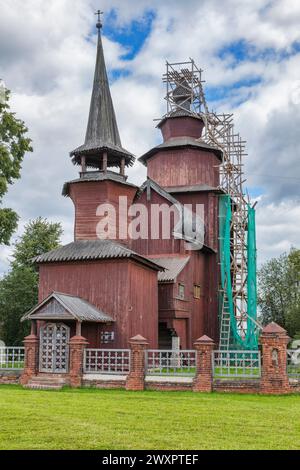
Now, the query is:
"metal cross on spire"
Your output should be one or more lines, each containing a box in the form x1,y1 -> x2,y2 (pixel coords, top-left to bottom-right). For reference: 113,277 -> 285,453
70,7 -> 135,170
95,9 -> 103,31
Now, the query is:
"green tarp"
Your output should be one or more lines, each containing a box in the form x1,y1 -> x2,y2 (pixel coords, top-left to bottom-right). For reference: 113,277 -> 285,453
219,195 -> 258,349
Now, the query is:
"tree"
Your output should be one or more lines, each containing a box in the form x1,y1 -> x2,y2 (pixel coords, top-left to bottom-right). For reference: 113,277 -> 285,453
258,247 -> 300,338
285,248 -> 300,337
0,218 -> 62,345
12,217 -> 63,268
0,86 -> 33,245
0,266 -> 38,346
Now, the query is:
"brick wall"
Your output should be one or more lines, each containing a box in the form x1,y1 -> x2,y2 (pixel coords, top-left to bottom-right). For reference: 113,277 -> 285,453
4,321 -> 300,394
213,379 -> 260,394
0,370 -> 22,384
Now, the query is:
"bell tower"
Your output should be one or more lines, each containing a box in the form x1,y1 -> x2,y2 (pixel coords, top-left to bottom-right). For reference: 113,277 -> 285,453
139,60 -> 222,189
63,12 -> 137,242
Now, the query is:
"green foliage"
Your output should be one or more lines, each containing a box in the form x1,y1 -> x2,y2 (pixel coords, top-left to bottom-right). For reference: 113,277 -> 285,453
12,217 -> 63,268
0,266 -> 38,345
0,89 -> 33,245
258,247 -> 300,337
285,248 -> 300,337
0,218 -> 62,344
0,208 -> 19,245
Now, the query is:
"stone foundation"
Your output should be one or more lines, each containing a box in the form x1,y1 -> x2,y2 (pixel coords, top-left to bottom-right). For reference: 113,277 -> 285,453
0,370 -> 22,384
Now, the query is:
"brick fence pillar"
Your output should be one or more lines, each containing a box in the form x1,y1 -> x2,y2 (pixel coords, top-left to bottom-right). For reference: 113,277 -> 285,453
193,335 -> 214,392
260,322 -> 291,394
20,334 -> 39,385
69,335 -> 89,388
126,334 -> 148,391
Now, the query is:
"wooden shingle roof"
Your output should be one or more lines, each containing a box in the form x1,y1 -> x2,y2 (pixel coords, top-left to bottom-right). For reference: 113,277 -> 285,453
70,23 -> 134,168
139,136 -> 222,166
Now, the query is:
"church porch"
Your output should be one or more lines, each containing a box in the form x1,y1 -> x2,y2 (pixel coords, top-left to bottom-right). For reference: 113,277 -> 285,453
20,291 -> 114,388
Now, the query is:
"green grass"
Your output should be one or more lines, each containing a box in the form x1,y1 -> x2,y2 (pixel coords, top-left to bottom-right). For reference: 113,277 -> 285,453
0,362 -> 24,369
155,366 -> 260,377
0,385 -> 299,450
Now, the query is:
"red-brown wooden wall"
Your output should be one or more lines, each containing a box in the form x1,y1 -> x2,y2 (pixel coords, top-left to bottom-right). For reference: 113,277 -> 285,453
38,259 -> 158,348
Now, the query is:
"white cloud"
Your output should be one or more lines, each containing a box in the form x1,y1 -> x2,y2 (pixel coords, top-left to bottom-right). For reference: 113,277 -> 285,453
256,199 -> 300,264
0,0 -> 300,275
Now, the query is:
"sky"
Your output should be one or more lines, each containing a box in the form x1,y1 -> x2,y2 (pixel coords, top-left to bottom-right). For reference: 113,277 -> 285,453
0,0 -> 300,274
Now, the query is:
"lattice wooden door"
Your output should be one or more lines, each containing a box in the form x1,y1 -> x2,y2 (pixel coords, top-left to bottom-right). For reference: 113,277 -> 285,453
39,323 -> 70,373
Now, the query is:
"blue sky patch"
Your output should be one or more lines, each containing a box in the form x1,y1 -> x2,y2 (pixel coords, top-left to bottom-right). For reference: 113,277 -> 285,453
103,9 -> 155,61
247,186 -> 265,199
206,77 -> 262,105
218,39 -> 300,66
218,39 -> 252,63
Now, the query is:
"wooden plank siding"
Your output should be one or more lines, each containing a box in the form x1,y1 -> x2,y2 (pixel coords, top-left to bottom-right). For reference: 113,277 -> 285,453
69,180 -> 137,242
129,180 -> 220,347
130,187 -> 187,256
38,259 -> 158,348
146,148 -> 220,189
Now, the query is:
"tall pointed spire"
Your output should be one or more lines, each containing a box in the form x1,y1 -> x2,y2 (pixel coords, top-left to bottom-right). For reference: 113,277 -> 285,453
70,12 -> 134,171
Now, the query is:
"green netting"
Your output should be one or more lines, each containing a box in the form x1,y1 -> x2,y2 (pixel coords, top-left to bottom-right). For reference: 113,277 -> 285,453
246,204 -> 258,349
219,195 -> 258,349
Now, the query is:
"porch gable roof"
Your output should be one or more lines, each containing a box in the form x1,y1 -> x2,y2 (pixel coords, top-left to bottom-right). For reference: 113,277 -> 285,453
21,291 -> 115,323
148,256 -> 190,282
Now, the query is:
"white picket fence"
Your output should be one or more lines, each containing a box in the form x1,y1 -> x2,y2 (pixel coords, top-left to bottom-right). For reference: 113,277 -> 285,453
0,347 -> 25,370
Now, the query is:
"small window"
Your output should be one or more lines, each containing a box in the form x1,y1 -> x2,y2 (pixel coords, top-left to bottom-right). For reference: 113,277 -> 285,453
178,283 -> 185,299
101,331 -> 114,344
194,284 -> 201,299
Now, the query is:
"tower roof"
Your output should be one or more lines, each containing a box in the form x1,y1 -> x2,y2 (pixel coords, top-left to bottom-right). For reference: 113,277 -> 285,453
70,18 -> 135,168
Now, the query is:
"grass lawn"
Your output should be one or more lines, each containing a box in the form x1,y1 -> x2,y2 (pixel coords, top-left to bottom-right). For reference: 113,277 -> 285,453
0,385 -> 299,450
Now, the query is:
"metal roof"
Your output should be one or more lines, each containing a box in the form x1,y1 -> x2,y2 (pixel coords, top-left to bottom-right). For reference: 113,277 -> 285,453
157,110 -> 203,126
62,170 -> 138,197
148,256 -> 190,282
22,292 -> 114,323
33,239 -> 163,271
138,136 -> 222,165
70,25 -> 134,168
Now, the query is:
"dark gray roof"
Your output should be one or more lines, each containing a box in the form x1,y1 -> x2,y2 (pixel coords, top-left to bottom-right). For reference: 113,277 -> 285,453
165,184 -> 221,193
137,178 -> 182,207
139,136 -> 222,165
157,111 -> 203,127
22,292 -> 114,323
33,239 -> 163,271
148,256 -> 190,282
70,28 -> 134,168
62,170 -> 138,197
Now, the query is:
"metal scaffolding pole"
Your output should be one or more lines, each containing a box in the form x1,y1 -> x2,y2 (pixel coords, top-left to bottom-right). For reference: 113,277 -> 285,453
160,59 -> 261,349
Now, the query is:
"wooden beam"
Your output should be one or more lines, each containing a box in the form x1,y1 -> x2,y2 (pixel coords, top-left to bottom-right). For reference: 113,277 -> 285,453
76,321 -> 82,336
81,155 -> 86,173
102,151 -> 108,173
30,321 -> 37,336
120,157 -> 125,176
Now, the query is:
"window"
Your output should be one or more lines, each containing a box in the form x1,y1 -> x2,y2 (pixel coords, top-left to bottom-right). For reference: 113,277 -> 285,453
178,283 -> 185,299
194,284 -> 201,299
101,331 -> 114,344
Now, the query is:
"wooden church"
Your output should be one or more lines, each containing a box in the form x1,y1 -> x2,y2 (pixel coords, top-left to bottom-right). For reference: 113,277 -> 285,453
22,18 -> 222,375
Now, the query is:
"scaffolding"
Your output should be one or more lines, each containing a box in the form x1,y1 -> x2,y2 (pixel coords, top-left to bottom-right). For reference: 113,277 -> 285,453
161,59 -> 261,349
